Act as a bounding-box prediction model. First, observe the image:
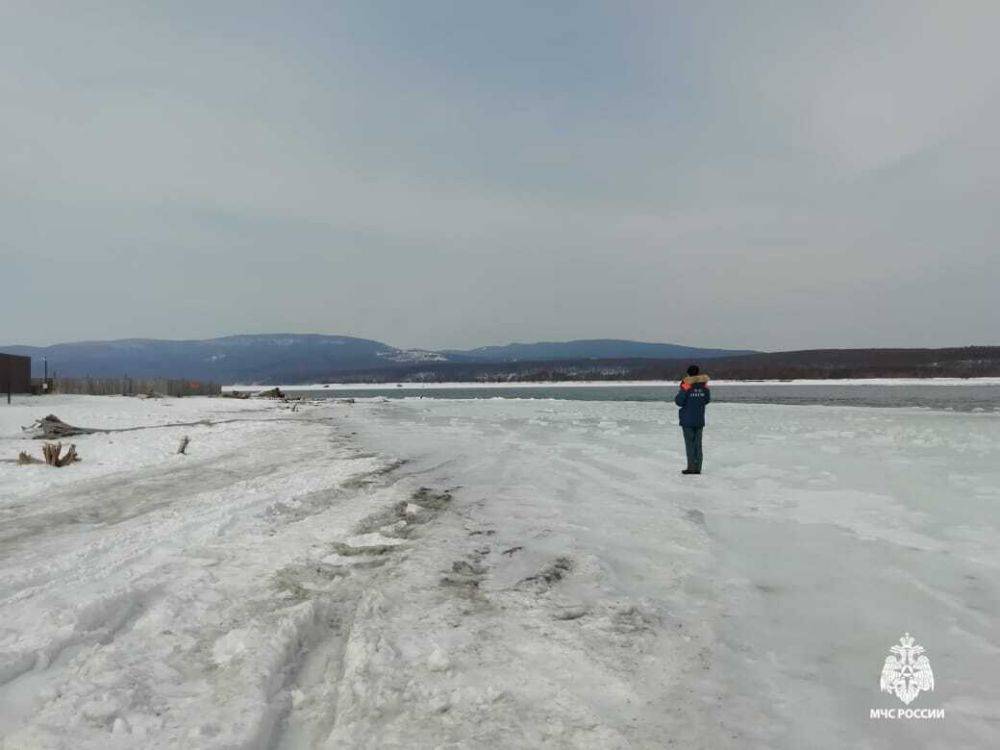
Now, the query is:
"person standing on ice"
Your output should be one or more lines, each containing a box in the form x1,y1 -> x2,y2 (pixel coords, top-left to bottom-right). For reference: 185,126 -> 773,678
675,364 -> 711,475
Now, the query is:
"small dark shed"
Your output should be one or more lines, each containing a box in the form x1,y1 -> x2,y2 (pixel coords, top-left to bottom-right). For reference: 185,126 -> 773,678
1,352 -> 31,394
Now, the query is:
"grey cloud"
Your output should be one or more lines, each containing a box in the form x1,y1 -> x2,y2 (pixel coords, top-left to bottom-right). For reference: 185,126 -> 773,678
1,1 -> 997,350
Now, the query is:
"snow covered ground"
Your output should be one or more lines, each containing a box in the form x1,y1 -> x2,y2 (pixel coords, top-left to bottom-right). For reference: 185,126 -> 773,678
1,395 -> 998,748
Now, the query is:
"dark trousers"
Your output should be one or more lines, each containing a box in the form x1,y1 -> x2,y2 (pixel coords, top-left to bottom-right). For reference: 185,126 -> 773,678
682,426 -> 703,470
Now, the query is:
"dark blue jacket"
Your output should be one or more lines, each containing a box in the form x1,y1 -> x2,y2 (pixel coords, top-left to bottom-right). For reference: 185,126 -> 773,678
675,383 -> 710,427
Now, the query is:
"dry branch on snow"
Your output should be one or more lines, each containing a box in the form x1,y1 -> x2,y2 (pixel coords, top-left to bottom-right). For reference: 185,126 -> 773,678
22,414 -> 97,440
17,442 -> 81,467
43,442 -> 79,467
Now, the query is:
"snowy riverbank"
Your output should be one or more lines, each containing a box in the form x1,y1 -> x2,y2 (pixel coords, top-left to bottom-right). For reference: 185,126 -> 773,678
1,395 -> 998,748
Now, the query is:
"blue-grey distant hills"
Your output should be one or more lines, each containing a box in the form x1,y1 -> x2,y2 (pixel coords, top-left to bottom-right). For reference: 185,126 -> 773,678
2,334 -> 751,383
5,335 -> 1000,382
3,335 -> 398,382
445,339 -> 751,362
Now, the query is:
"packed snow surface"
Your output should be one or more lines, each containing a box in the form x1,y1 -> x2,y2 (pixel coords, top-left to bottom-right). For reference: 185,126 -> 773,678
1,395 -> 998,748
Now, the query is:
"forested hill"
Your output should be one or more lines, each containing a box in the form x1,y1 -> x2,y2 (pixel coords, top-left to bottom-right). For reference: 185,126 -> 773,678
5,335 -> 996,383
305,346 -> 1000,383
1,335 -> 749,382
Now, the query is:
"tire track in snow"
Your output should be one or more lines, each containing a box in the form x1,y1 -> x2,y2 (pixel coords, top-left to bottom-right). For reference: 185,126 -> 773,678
266,485 -> 457,750
1,408 -> 417,746
0,415 -> 341,551
0,454 -> 268,551
0,426 -> 341,601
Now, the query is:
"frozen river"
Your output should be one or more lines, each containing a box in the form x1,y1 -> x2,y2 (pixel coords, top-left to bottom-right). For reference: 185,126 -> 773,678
280,381 -> 1000,412
1,395 -> 998,748
339,397 -> 1000,748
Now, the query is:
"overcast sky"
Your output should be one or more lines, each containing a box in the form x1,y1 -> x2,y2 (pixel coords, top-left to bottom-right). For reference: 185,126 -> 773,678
2,1 -> 998,350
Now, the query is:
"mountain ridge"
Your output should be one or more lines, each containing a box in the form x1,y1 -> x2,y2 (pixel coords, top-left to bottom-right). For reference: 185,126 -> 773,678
2,334 -> 748,382
10,334 -> 995,384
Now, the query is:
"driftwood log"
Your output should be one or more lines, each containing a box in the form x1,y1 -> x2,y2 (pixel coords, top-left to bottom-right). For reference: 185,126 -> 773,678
253,387 -> 285,399
23,415 -> 97,440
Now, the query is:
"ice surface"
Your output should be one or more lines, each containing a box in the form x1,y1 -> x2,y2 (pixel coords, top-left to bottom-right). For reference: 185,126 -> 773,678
1,395 -> 997,748
330,398 -> 1000,748
224,378 -> 1000,391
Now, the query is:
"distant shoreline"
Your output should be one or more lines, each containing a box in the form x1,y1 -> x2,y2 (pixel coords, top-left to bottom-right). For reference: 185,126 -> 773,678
223,377 -> 1000,391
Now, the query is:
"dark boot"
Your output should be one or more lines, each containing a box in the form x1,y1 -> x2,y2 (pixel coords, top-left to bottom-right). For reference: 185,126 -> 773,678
682,468 -> 696,475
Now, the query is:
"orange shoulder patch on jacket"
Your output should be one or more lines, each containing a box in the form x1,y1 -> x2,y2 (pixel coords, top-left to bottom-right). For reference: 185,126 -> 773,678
681,374 -> 710,386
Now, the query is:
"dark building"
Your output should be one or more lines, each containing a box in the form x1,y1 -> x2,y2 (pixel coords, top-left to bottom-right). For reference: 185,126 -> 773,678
1,352 -> 31,394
